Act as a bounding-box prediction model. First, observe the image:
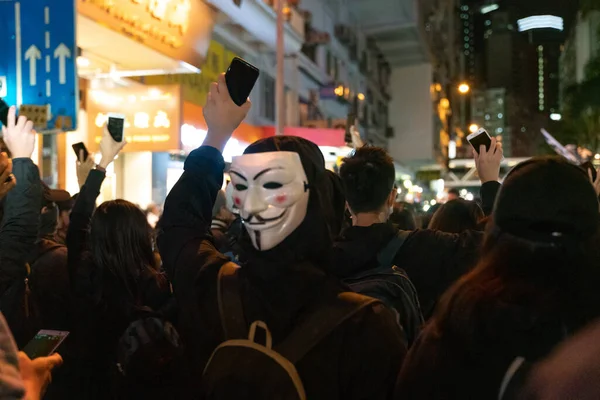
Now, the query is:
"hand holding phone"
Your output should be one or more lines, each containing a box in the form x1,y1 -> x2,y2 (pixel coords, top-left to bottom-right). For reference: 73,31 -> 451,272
72,142 -> 89,162
225,57 -> 260,107
467,128 -> 492,154
22,330 -> 69,359
0,99 -> 9,127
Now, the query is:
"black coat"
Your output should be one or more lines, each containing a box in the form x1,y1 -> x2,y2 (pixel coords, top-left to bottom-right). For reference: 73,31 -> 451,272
158,145 -> 407,400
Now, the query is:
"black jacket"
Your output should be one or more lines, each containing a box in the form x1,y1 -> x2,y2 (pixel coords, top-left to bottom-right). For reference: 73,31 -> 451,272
158,145 -> 406,400
332,182 -> 501,320
0,158 -> 43,346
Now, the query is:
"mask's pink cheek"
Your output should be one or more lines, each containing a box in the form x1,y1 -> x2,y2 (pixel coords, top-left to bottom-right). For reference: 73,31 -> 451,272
276,195 -> 287,204
234,197 -> 241,206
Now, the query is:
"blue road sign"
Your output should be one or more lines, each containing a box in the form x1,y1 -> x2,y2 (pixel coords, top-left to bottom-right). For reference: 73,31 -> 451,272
0,0 -> 78,131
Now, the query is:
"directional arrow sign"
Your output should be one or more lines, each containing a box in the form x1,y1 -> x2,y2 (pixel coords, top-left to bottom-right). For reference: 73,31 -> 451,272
54,43 -> 70,85
24,45 -> 41,86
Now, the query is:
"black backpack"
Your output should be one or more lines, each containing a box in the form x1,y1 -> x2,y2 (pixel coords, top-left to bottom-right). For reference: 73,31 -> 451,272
200,262 -> 380,400
342,230 -> 424,346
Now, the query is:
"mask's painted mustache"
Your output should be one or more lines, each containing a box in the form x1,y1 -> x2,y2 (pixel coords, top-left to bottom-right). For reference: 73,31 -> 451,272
243,210 -> 287,225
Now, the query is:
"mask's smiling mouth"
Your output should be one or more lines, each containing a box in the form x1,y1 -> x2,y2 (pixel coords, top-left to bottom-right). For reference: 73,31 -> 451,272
243,210 -> 287,226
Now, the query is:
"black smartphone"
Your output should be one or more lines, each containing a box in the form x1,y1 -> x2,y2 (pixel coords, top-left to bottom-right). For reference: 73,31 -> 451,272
467,128 -> 492,154
107,113 -> 125,142
22,330 -> 69,359
72,142 -> 89,162
344,114 -> 356,145
225,57 -> 260,107
0,99 -> 10,127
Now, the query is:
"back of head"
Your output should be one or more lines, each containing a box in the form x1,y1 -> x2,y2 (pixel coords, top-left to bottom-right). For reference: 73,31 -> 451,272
436,156 -> 600,337
390,208 -> 417,230
90,200 -> 157,304
428,199 -> 484,234
340,146 -> 395,214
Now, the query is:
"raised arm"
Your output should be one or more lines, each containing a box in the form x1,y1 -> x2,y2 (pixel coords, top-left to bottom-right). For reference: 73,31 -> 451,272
158,73 -> 251,285
67,126 -> 125,293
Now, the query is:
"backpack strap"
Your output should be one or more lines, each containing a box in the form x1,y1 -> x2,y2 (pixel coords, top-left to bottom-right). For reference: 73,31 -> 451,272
377,230 -> 410,269
217,262 -> 248,340
276,292 -> 380,364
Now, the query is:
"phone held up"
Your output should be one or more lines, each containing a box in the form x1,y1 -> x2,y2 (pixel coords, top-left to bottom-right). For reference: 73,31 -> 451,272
22,330 -> 69,359
225,57 -> 260,107
467,128 -> 493,154
107,113 -> 125,142
72,142 -> 89,162
344,114 -> 356,145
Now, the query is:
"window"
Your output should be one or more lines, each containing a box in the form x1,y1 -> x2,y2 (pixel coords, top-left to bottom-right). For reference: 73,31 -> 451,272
261,75 -> 276,122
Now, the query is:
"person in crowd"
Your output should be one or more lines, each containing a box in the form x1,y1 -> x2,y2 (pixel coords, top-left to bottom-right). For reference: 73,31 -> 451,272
428,199 -> 484,234
395,156 -> 600,399
210,190 -> 236,252
389,206 -> 417,231
28,183 -> 71,331
334,142 -> 503,320
146,204 -> 161,229
59,128 -> 176,399
54,196 -> 75,245
447,188 -> 460,201
0,107 -> 43,347
158,73 -> 406,399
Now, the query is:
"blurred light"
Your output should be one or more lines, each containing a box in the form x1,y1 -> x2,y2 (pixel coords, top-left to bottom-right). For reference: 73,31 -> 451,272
458,83 -> 470,94
396,187 -> 402,194
357,93 -> 365,101
431,200 -> 437,206
440,98 -> 450,108
435,84 -> 442,92
181,124 -> 207,148
334,85 -> 344,96
517,15 -> 564,32
148,88 -> 162,98
413,186 -> 423,193
469,124 -> 479,133
448,140 -> 457,159
423,205 -> 431,212
595,154 -> 600,160
403,180 -> 413,189
76,56 -> 90,67
460,189 -> 468,196
550,113 -> 562,121
480,4 -> 499,14
465,192 -> 474,201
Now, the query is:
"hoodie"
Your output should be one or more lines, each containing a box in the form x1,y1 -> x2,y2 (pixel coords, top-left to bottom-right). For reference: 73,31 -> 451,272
158,137 -> 406,399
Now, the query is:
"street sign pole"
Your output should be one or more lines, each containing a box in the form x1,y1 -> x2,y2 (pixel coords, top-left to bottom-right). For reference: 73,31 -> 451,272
275,0 -> 285,136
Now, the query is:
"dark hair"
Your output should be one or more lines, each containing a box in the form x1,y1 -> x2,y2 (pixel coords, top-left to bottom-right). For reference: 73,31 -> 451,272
448,188 -> 460,196
432,219 -> 600,351
90,200 -> 161,307
428,199 -> 484,234
390,209 -> 417,230
340,146 -> 395,214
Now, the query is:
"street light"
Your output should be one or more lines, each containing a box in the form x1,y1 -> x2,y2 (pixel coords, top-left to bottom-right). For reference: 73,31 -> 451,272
469,124 -> 479,133
458,83 -> 471,94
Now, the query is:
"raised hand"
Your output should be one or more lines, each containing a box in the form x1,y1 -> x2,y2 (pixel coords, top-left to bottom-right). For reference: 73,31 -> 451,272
77,149 -> 96,188
474,137 -> 503,183
203,73 -> 251,152
2,106 -> 35,159
350,125 -> 364,149
588,167 -> 600,197
98,125 -> 126,169
18,352 -> 63,400
0,152 -> 16,199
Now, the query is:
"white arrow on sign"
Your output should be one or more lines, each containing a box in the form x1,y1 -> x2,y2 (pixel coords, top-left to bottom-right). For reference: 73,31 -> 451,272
54,43 -> 71,85
24,45 -> 41,86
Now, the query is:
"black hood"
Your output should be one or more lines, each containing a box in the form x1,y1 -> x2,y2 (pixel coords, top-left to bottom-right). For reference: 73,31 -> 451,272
239,136 -> 345,273
332,223 -> 397,278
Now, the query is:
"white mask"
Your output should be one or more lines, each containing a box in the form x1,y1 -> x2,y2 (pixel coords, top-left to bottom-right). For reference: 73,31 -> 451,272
229,151 -> 310,251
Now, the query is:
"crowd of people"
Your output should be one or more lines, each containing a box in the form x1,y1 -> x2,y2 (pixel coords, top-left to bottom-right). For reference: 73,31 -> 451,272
0,72 -> 600,399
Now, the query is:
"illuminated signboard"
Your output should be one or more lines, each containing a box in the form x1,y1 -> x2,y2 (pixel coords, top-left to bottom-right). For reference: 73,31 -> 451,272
77,0 -> 215,68
86,85 -> 182,153
517,15 -> 564,32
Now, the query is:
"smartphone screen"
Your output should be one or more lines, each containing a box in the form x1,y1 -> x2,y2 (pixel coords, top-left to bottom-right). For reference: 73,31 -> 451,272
0,99 -> 10,127
72,142 -> 89,162
225,57 -> 260,107
468,129 -> 492,154
107,114 -> 125,142
22,330 -> 69,359
344,114 -> 356,144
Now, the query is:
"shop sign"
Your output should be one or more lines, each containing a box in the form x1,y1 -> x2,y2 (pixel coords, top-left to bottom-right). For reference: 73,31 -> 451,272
141,40 -> 239,107
86,84 -> 182,153
305,29 -> 330,46
77,0 -> 215,69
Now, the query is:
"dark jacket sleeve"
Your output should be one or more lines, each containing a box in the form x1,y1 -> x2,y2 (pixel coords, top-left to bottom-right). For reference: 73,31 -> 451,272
398,229 -> 483,319
480,181 -> 501,216
0,159 -> 42,337
66,169 -> 105,297
157,146 -> 231,375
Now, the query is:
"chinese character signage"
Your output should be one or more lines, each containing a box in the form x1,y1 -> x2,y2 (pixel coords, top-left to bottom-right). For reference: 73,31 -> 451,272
141,40 -> 239,106
77,0 -> 216,69
86,85 -> 182,153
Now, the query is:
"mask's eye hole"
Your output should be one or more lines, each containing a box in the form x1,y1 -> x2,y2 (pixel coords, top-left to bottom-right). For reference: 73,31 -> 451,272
263,182 -> 283,189
234,184 -> 248,191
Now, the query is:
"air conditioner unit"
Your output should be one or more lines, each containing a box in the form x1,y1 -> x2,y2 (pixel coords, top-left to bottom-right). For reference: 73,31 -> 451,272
335,25 -> 352,44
